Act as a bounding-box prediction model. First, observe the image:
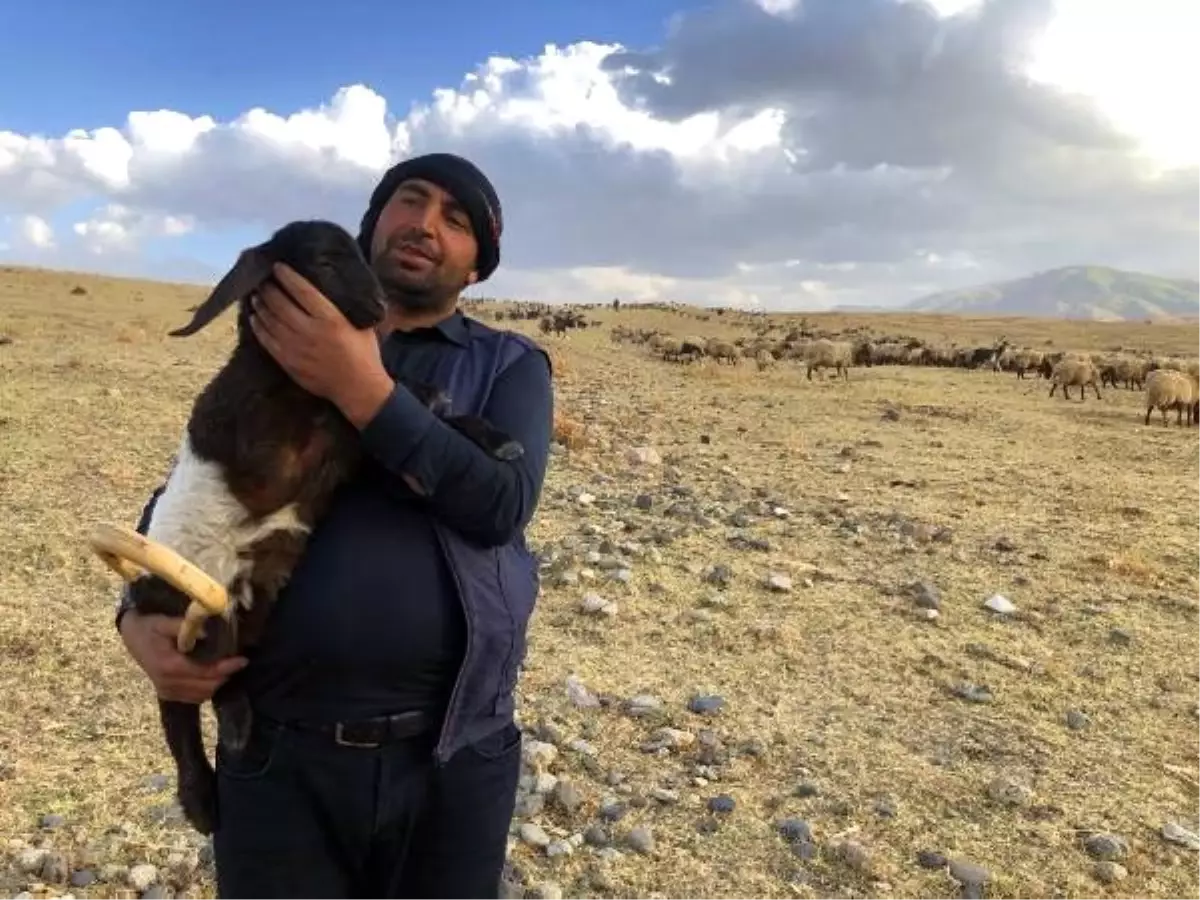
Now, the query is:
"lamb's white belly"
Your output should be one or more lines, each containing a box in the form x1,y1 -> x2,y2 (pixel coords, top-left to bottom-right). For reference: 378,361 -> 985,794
144,434 -> 310,611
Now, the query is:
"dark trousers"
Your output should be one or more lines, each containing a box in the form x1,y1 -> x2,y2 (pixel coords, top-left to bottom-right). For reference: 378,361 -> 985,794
211,715 -> 522,899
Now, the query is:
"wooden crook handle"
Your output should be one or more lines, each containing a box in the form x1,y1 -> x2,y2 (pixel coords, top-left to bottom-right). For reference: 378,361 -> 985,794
90,522 -> 230,653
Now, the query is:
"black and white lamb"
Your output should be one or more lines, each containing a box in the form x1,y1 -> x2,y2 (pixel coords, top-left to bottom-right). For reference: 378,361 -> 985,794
126,219 -> 523,835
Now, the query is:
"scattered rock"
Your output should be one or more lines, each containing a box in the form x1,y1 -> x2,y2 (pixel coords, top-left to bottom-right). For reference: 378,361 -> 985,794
949,859 -> 990,898
707,794 -> 735,814
626,446 -> 662,466
628,826 -> 655,855
910,580 -> 942,611
1083,833 -> 1130,861
565,675 -> 600,708
983,593 -> 1016,615
128,864 -> 159,893
687,694 -> 725,716
765,573 -> 793,592
1162,821 -> 1200,851
917,849 -> 947,869
625,695 -> 663,717
519,823 -> 551,849
986,775 -> 1033,807
1093,861 -> 1128,884
1065,709 -> 1091,730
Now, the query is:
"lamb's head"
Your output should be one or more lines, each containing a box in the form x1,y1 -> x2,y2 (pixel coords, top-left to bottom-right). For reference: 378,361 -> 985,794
168,220 -> 387,338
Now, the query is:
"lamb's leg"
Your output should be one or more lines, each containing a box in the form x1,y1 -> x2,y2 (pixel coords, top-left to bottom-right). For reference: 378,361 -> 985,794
159,699 -> 218,835
400,379 -> 524,460
402,379 -> 454,418
128,575 -> 227,662
445,414 -> 525,461
214,685 -> 255,754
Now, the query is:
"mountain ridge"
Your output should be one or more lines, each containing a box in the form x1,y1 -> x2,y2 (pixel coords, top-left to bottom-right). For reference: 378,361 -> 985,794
902,265 -> 1199,321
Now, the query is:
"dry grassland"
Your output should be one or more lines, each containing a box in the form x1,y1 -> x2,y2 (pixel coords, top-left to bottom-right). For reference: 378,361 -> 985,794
0,264 -> 1198,899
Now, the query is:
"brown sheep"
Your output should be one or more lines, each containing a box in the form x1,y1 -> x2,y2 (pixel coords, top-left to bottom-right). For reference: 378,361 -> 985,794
1144,369 -> 1198,426
804,338 -> 853,381
1048,357 -> 1102,400
705,338 -> 740,365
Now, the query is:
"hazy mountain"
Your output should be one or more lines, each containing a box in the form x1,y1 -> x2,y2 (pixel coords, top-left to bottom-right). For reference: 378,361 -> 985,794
903,266 -> 1199,321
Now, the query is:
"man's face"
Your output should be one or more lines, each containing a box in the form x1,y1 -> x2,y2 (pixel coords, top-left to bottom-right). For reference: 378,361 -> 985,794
369,178 -> 479,312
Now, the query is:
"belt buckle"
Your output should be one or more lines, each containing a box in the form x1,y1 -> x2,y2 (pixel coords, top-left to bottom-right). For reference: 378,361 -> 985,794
334,722 -> 381,748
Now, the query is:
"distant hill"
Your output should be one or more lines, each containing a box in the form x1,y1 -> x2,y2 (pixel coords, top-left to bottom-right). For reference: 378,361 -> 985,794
903,266 -> 1199,321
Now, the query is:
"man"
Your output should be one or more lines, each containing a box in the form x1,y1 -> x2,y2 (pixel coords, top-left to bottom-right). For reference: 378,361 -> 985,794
114,152 -> 554,899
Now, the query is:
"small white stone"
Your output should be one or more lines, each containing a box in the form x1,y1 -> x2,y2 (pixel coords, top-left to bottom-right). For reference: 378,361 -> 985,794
984,594 -> 1016,615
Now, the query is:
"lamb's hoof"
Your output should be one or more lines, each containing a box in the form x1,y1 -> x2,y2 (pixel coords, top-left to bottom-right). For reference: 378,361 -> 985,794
221,715 -> 252,753
492,441 -> 525,461
179,769 -> 218,836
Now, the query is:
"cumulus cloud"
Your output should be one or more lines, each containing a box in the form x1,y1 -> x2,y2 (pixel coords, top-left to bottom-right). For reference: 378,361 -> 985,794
0,0 -> 1195,308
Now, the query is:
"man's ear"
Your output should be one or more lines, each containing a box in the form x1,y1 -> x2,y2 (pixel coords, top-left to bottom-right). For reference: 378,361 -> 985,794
465,270 -> 478,286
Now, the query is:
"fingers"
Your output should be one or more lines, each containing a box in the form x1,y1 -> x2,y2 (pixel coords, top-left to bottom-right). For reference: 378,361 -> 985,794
127,613 -> 250,704
155,657 -> 248,704
249,306 -> 287,364
158,647 -> 248,680
252,283 -> 307,341
272,263 -> 339,320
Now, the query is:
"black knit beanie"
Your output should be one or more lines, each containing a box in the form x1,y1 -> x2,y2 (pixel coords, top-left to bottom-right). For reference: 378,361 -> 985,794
357,152 -> 503,283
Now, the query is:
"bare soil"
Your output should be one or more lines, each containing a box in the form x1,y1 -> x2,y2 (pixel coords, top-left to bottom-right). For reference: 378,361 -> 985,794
1,265 -> 1197,899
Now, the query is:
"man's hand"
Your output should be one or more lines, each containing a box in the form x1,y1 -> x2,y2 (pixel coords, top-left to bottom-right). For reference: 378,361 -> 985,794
249,262 -> 395,427
119,611 -> 248,704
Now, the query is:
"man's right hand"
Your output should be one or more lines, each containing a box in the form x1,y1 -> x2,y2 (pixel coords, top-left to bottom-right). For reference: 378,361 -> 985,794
119,612 -> 248,704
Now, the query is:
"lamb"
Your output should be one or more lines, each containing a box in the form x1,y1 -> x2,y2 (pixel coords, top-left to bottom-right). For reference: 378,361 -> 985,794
1143,369 -> 1198,426
804,338 -> 853,381
124,219 -> 524,835
1047,357 -> 1102,400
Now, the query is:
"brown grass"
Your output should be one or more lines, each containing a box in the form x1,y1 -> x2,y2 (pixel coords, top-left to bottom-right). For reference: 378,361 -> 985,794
1,264 -> 1198,899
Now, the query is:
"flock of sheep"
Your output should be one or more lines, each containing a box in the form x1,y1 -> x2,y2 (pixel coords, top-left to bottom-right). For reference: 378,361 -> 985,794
607,323 -> 1200,427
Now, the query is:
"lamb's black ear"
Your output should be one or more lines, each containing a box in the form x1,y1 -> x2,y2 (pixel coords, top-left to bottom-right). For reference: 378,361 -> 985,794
168,245 -> 273,337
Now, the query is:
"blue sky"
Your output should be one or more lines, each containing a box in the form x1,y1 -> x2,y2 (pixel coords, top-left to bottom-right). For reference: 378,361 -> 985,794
0,0 -> 694,135
0,0 -> 1195,309
0,0 -> 708,288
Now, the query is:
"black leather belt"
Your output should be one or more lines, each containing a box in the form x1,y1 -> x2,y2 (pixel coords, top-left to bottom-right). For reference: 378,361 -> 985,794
284,710 -> 433,748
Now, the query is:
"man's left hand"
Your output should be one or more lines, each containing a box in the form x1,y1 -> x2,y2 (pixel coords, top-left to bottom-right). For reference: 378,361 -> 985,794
249,263 -> 395,426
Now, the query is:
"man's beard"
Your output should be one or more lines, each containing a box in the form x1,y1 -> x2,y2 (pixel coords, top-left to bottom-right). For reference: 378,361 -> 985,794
372,232 -> 467,313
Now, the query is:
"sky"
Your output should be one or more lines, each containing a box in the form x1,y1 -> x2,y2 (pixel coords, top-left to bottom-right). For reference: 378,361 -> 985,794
1,0 -> 1197,310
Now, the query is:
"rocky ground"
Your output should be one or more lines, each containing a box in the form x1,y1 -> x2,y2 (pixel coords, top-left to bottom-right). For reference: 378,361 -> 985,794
1,271 -> 1198,898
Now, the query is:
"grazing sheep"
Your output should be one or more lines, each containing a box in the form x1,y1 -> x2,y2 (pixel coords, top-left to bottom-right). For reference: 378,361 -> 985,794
1144,369 -> 1198,426
1048,357 -> 1102,400
656,336 -> 684,362
679,336 -> 707,363
705,338 -> 739,365
128,220 -> 523,835
804,338 -> 853,381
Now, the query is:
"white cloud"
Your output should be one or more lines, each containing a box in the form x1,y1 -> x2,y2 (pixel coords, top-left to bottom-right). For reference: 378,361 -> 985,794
10,214 -> 56,250
71,203 -> 195,255
0,0 -> 1196,309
